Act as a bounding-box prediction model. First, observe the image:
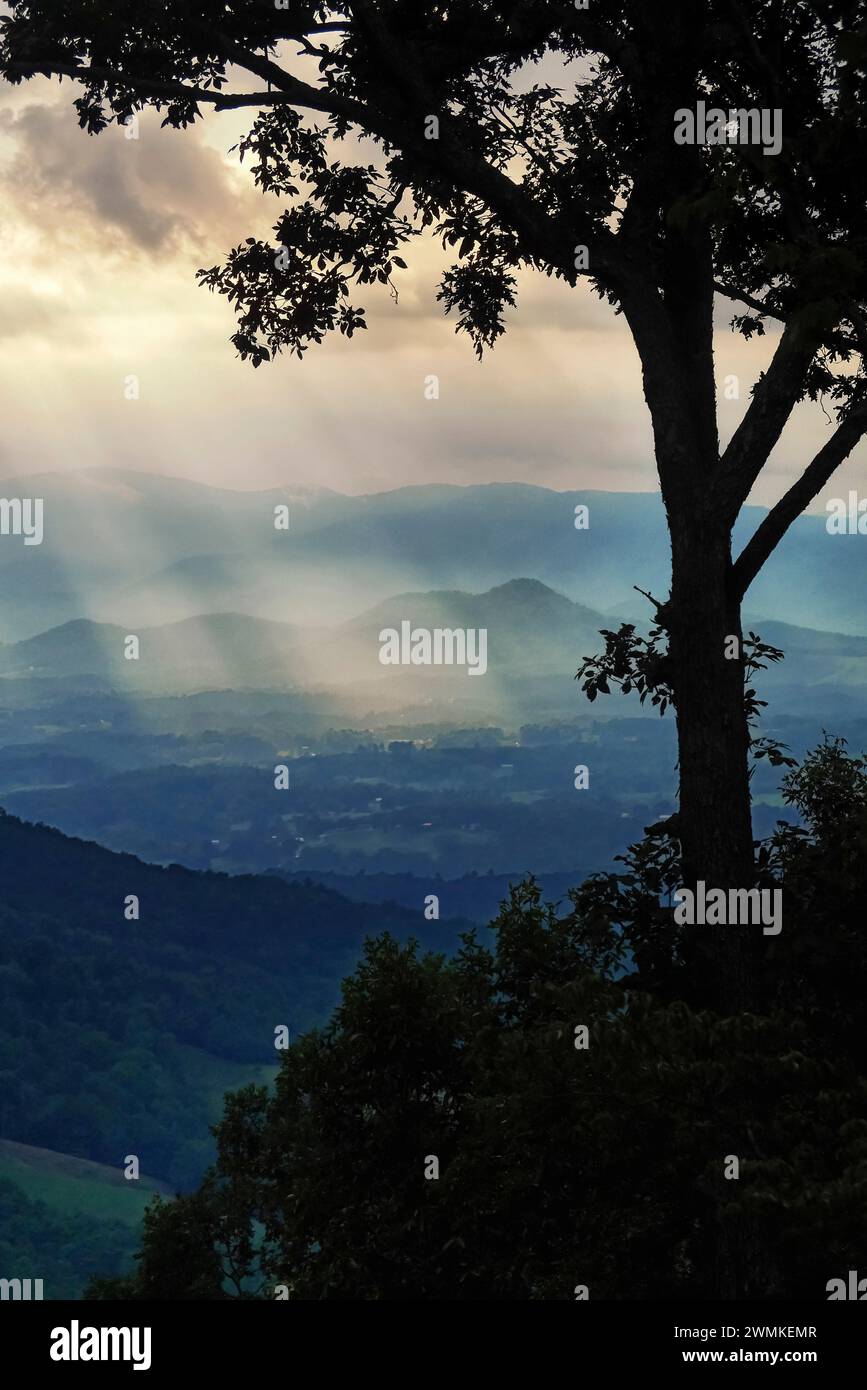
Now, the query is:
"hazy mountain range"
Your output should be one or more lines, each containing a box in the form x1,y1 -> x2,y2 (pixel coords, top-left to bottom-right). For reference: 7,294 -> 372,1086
0,575 -> 864,720
0,470 -> 861,1298
0,469 -> 863,641
0,579 -> 602,691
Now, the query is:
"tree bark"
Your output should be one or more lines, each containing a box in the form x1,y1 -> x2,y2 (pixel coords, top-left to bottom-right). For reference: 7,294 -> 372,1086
667,523 -> 757,1013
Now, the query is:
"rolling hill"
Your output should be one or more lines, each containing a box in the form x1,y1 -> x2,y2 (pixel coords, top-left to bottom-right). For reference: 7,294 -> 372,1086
1,470 -> 865,641
0,809 -> 468,1188
0,579 -> 865,720
0,579 -> 611,694
0,807 -> 473,1294
0,1140 -> 171,1225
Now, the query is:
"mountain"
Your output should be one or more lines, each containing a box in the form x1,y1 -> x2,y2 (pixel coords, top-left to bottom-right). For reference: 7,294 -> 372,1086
275,867 -> 593,925
0,580 -> 613,695
0,613 -> 306,691
0,468 -> 347,640
0,808 -> 475,1294
321,577 -> 613,691
94,483 -> 675,632
1,470 -> 863,641
0,810 -> 468,1191
1,579 -> 865,718
98,481 -> 867,639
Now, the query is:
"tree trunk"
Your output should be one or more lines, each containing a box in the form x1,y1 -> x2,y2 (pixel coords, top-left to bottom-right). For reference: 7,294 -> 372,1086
667,525 -> 757,1013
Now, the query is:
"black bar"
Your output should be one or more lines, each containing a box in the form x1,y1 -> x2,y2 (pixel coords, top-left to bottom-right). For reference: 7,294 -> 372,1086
2,1300 -> 862,1376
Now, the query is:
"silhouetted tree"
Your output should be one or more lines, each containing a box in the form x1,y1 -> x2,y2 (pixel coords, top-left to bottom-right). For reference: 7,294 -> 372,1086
4,2 -> 866,1007
88,739 -> 867,1300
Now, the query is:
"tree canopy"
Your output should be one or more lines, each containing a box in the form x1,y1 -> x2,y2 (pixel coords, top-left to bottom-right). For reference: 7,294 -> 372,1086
89,738 -> 867,1300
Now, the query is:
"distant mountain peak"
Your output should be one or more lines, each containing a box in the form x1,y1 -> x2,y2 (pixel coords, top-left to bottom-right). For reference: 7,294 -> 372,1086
484,578 -> 565,599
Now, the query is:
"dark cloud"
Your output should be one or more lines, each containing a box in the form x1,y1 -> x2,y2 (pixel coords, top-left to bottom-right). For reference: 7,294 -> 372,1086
0,96 -> 272,257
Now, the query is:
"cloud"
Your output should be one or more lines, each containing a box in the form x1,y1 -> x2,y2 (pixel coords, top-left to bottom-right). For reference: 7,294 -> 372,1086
0,78 -> 620,354
0,77 -> 861,505
0,91 -> 275,260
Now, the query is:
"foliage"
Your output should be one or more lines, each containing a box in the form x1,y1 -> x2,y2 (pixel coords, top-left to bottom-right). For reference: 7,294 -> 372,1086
576,619 -> 798,770
100,738 -> 867,1299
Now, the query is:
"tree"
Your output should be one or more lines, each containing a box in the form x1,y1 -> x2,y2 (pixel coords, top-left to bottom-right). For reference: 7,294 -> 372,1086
87,1190 -> 229,1300
91,740 -> 867,1300
4,2 -> 866,1006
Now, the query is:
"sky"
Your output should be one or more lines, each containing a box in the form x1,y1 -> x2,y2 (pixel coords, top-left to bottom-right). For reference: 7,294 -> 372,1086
0,61 -> 864,511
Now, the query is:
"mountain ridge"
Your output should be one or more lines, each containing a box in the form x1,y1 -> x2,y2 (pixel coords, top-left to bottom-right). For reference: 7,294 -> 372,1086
0,472 -> 858,641
0,807 -> 467,1191
0,580 -> 865,704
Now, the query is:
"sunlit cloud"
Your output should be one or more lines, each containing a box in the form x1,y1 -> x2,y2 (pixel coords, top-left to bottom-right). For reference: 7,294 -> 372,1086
0,70 -> 862,512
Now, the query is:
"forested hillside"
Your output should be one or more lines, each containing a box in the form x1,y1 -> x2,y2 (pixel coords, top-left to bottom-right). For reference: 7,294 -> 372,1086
0,810 -> 464,1190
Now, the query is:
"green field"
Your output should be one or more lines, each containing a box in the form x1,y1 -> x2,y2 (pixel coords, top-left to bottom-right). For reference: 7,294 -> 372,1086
0,1139 -> 172,1226
0,1049 -> 280,1298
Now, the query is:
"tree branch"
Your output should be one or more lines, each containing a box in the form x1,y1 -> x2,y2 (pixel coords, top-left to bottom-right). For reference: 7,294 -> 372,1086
273,25 -> 349,38
4,60 -> 286,111
714,279 -> 861,358
846,302 -> 867,359
714,279 -> 787,325
546,2 -> 646,82
731,405 -> 867,599
715,314 -> 823,525
10,41 -> 620,287
187,21 -> 322,96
